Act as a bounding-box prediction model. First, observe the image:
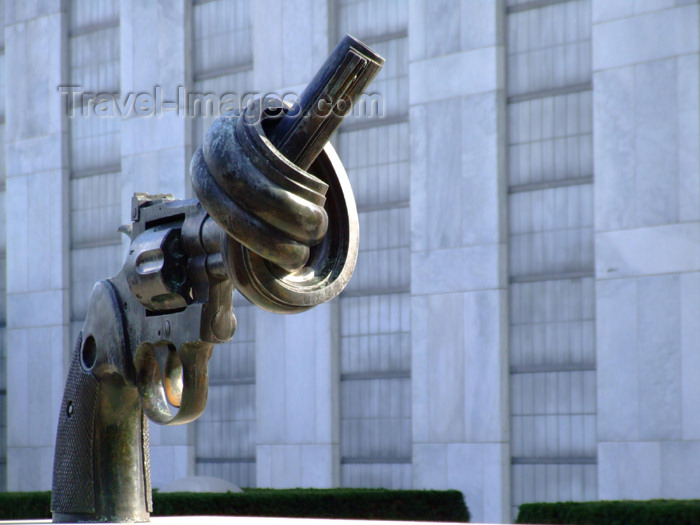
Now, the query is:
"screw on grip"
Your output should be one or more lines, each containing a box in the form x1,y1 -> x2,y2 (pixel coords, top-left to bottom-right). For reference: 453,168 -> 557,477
191,35 -> 384,313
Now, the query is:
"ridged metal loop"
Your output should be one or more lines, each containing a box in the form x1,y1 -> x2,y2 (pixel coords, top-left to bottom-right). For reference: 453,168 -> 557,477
191,102 -> 359,313
191,103 -> 330,271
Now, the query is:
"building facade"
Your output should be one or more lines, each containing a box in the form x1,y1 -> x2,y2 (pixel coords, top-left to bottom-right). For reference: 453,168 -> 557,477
1,0 -> 699,523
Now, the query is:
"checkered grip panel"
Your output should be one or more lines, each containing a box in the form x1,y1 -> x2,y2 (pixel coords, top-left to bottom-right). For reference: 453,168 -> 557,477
51,333 -> 98,514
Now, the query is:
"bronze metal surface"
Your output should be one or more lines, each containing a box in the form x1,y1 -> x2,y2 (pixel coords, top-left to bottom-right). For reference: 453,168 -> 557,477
51,35 -> 383,522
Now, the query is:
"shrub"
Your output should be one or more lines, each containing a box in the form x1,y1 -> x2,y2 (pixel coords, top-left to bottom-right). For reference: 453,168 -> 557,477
0,492 -> 51,519
153,488 -> 469,522
516,499 -> 700,525
0,489 -> 469,522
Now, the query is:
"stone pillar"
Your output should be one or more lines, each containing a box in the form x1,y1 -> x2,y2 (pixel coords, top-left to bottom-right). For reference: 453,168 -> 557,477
119,0 -> 194,489
255,305 -> 340,488
5,0 -> 70,490
251,0 -> 331,97
120,0 -> 191,203
251,0 -> 339,488
593,1 -> 700,500
409,1 -> 510,522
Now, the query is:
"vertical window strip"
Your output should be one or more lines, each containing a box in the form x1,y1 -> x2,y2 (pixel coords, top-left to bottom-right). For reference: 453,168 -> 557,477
68,1 -> 123,412
191,0 -> 256,488
506,0 -> 596,518
336,0 -> 411,489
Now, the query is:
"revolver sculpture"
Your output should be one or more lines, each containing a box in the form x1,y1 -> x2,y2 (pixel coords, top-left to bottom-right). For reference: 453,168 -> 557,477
50,36 -> 383,523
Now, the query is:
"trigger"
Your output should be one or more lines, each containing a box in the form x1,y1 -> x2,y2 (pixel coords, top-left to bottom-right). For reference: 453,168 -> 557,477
163,346 -> 183,408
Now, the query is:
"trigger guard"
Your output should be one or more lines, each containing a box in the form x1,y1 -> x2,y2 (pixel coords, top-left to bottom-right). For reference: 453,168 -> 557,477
134,341 -> 214,425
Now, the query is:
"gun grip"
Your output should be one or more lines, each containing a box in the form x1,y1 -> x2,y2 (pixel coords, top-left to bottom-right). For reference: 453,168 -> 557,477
52,333 -> 99,517
51,332 -> 152,523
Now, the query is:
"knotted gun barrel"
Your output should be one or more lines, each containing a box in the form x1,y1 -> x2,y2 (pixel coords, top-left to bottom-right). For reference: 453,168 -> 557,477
51,35 -> 383,523
191,34 -> 383,312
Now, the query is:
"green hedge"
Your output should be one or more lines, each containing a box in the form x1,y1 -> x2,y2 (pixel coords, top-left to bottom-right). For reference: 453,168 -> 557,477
0,489 -> 469,522
516,500 -> 700,525
155,489 -> 469,522
0,491 -> 52,520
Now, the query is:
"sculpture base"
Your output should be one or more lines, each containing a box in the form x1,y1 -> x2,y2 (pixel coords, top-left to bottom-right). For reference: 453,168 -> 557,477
0,518 -> 499,525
